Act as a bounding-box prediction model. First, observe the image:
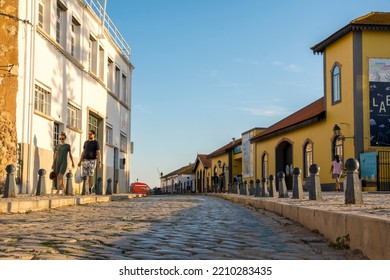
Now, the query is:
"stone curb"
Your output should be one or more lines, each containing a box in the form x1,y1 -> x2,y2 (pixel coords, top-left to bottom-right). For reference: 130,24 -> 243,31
209,193 -> 390,260
0,194 -> 145,214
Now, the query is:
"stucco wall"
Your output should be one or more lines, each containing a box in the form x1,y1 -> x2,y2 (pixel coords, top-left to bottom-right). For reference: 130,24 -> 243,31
0,0 -> 18,192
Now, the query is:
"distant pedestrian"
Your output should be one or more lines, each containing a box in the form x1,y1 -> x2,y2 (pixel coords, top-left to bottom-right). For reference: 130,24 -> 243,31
78,130 -> 101,194
330,155 -> 343,191
52,132 -> 75,194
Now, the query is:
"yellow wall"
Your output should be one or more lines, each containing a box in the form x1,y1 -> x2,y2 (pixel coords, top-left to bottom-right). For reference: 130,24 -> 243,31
254,119 -> 340,184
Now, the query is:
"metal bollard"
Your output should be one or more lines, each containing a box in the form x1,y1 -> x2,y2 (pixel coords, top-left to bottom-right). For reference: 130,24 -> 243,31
106,178 -> 113,195
345,158 -> 363,205
255,179 -> 261,197
36,169 -> 47,196
309,164 -> 322,200
96,177 -> 103,195
3,164 -> 17,198
249,180 -> 255,195
268,175 -> 277,198
65,170 -> 73,195
261,177 -> 269,197
292,167 -> 304,199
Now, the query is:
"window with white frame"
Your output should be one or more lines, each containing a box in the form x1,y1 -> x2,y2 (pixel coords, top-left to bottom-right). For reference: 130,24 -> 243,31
38,0 -> 45,29
67,102 -> 81,129
34,84 -> 51,115
120,133 -> 127,152
89,35 -> 98,74
106,124 -> 113,145
122,73 -> 127,102
53,122 -> 60,148
332,63 -> 341,104
71,17 -> 81,59
56,1 -> 67,47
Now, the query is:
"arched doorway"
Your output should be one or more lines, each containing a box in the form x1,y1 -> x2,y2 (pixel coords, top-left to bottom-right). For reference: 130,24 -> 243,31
275,140 -> 293,190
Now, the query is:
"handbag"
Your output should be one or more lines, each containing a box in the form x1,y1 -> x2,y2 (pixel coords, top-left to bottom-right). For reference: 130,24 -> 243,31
49,170 -> 57,180
74,167 -> 83,184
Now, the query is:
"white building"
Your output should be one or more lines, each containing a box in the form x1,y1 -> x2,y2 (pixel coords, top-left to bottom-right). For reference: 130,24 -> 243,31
17,0 -> 134,194
160,163 -> 195,194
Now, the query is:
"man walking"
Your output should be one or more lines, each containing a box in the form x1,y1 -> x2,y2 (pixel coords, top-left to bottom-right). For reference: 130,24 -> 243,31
78,130 -> 101,194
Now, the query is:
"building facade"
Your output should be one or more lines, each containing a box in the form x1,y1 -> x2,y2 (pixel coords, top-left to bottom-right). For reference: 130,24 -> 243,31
251,12 -> 390,191
6,0 -> 134,194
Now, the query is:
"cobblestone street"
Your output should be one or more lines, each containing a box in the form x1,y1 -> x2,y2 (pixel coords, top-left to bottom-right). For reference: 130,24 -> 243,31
0,195 -> 367,260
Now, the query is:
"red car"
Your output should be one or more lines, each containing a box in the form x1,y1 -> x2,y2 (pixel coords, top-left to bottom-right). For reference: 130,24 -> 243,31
129,182 -> 150,195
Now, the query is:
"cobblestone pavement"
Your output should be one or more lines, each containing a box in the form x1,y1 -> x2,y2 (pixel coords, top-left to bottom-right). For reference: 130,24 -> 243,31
0,195 -> 368,260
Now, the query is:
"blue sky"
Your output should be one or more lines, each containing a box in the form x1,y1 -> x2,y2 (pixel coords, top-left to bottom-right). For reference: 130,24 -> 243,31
104,0 -> 389,187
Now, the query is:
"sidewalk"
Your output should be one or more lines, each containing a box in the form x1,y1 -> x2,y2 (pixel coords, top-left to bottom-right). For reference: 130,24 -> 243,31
208,192 -> 390,260
0,193 -> 145,214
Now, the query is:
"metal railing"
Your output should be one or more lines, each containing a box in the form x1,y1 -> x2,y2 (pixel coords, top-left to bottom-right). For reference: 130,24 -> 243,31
83,0 -> 131,61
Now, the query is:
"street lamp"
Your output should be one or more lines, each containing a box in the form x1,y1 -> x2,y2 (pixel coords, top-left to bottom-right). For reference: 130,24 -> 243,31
333,124 -> 341,136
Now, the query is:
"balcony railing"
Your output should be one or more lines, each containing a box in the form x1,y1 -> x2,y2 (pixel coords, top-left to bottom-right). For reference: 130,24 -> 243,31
83,0 -> 131,61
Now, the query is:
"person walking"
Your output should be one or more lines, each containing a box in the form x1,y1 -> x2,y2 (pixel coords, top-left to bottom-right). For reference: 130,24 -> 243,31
78,130 -> 101,194
330,155 -> 343,191
52,132 -> 75,194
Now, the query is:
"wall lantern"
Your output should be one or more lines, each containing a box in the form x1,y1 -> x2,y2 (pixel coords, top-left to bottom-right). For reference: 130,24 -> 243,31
333,124 -> 341,136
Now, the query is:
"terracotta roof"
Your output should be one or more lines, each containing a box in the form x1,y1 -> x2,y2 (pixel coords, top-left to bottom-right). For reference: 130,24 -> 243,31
208,138 -> 242,158
198,154 -> 211,168
311,12 -> 390,54
250,97 -> 325,143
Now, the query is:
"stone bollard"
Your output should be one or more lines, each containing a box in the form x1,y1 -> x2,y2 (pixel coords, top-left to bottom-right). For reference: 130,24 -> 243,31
65,170 -> 73,195
277,172 -> 289,198
292,168 -> 304,199
244,181 -> 249,196
268,175 -> 277,198
345,158 -> 363,205
106,178 -> 113,195
96,177 -> 103,195
3,164 -> 17,198
261,177 -> 269,197
255,179 -> 261,197
249,180 -> 255,195
36,169 -> 47,196
81,176 -> 88,195
237,182 -> 241,195
309,164 -> 322,200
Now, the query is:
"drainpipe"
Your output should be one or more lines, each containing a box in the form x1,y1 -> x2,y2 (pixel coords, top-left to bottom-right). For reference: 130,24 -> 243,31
25,0 -> 37,194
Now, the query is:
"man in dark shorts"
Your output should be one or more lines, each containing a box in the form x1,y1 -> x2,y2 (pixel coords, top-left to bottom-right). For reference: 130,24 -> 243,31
78,130 -> 101,194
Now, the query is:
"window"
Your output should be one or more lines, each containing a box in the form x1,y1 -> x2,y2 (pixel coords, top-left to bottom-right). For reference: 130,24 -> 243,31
56,1 -> 67,47
106,124 -> 113,145
89,35 -> 98,74
122,74 -> 127,102
120,133 -> 127,152
98,46 -> 104,80
38,0 -> 45,29
71,17 -> 81,59
332,64 -> 341,103
262,153 -> 268,179
34,84 -> 51,115
304,142 -> 313,177
115,66 -> 121,97
107,58 -> 114,91
333,136 -> 343,160
67,103 -> 81,129
53,122 -> 60,148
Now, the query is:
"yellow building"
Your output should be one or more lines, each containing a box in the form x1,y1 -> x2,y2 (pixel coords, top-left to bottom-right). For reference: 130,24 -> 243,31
194,138 -> 242,193
252,12 -> 390,191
